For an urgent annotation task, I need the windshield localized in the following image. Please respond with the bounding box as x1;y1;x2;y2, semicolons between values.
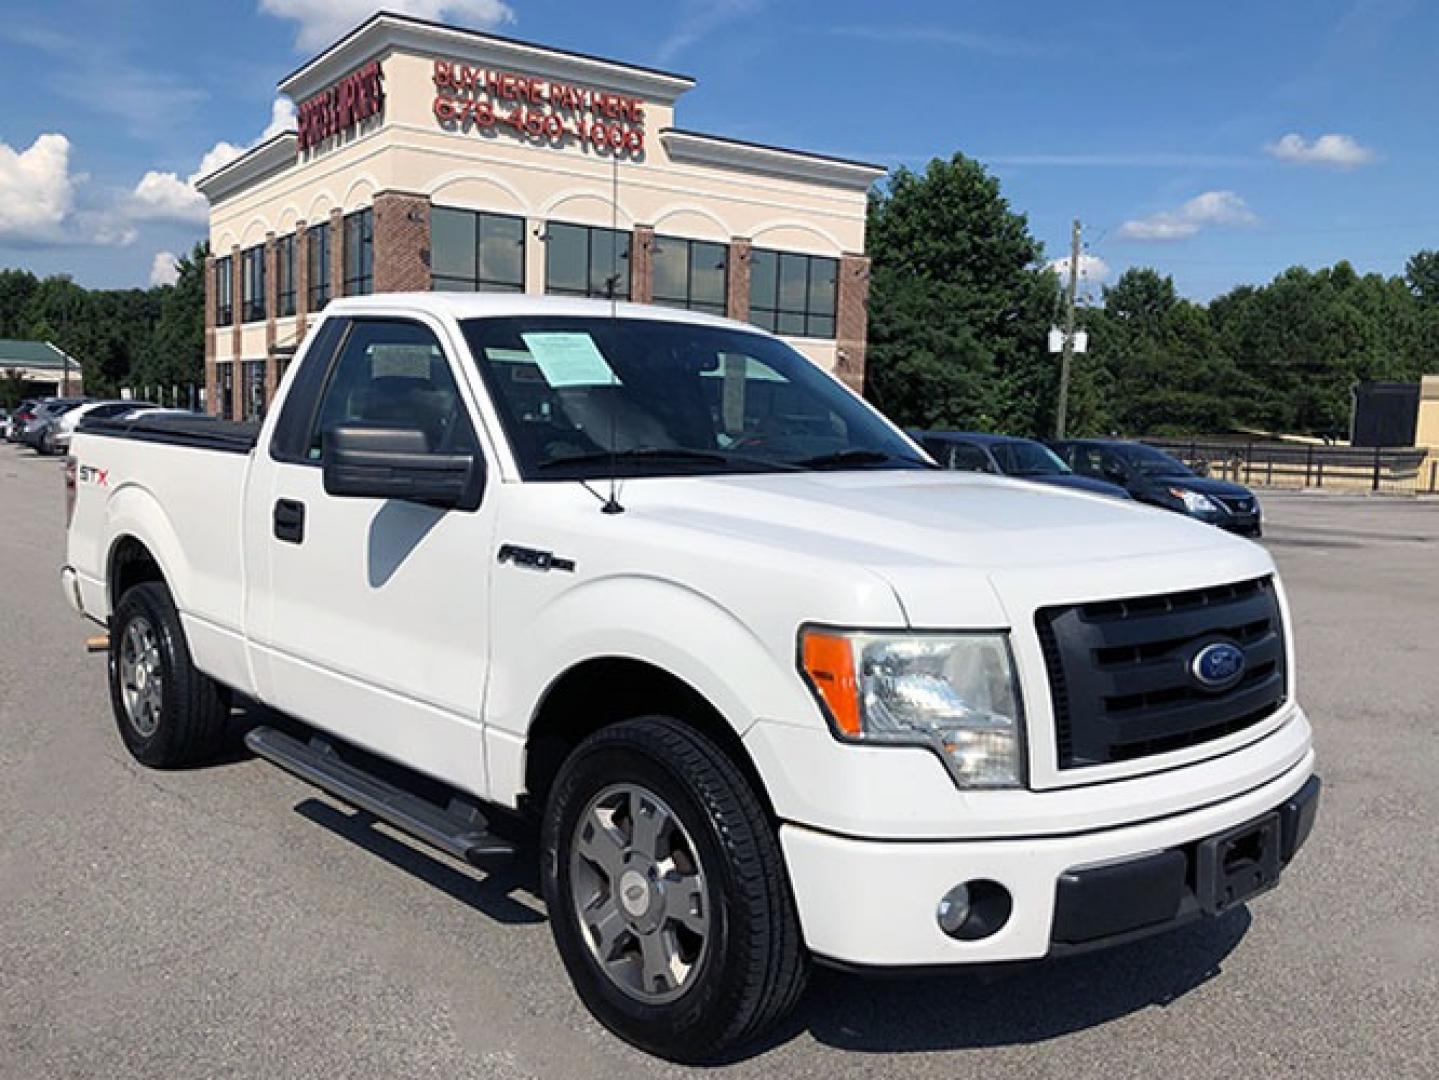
989;440;1070;476
462;316;928;478
1125;444;1195;477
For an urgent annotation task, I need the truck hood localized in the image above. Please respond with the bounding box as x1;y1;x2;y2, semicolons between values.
622;469;1274;625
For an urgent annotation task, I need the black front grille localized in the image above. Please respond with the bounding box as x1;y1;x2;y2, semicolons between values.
1036;576;1287;769
1216;495;1256;515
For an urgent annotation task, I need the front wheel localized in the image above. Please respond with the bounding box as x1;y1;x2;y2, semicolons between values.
541;717;808;1062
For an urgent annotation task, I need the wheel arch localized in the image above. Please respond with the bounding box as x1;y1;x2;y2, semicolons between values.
107;533;169;614
522;656;774;822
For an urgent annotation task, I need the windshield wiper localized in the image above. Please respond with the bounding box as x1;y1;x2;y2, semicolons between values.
537;447;803;472
794;448;935;470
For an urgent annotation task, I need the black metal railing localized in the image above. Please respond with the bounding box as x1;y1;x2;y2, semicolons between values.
1145;438;1437;495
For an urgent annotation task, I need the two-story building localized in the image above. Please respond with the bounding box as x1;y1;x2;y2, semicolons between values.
196;11;883;420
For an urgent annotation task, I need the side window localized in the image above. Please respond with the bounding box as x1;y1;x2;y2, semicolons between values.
949;443;992;472
1071;447;1102;476
1100;450;1129;480
305;320;478;461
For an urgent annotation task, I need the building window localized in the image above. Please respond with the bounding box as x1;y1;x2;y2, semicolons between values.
653;236;727;316
218;360;235;419
545;222;630;300
243;359;267;420
276;234;296;318
344;208;374;296
431;207;526;292
307;224;331;310
215;255;233;327
241;245;266;323
749;250;838;338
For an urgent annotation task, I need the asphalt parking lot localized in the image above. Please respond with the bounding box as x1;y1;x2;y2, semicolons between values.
1;445;1435;1079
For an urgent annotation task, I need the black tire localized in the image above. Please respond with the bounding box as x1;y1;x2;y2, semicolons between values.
541;716;808;1062
108;581;230;768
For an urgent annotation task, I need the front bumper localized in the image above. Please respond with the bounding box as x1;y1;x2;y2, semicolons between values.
781;751;1317;967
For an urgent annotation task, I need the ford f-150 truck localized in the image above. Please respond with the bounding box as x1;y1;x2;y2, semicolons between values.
62;293;1319;1062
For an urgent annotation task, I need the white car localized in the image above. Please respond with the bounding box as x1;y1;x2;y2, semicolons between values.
49;400;160;454
61;293;1319;1062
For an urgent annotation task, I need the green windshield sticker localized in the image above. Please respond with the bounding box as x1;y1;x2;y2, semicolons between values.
520;332;619;388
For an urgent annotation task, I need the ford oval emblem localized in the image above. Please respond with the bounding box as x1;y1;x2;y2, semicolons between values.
1191;641;1246;691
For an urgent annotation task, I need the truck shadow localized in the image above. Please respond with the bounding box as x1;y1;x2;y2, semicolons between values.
761;909;1251;1058
222;697;1252;1059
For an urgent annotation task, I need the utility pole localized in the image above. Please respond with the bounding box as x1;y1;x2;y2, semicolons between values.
1054;217;1081;439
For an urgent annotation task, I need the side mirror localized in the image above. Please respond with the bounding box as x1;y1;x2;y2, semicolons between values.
322;424;484;511
1102;462;1128;484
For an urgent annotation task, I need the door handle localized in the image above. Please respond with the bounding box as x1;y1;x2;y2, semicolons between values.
273;499;305;544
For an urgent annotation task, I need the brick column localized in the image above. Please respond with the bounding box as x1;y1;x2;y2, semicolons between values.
630;225;654;303
295;220;309;335
373;191;431;292
329;208;345;299
727;237;751;322
836;253;871;393
264;232;278;404
203;255;217;416
230;243;242;361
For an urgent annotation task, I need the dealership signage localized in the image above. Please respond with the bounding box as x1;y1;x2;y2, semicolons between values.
432;59;646;155
297;61;385;151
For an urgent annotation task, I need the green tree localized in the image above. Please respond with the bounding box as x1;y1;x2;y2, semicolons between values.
864;154;1055;434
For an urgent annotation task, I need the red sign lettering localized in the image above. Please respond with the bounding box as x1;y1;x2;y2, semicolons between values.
297;61;386;151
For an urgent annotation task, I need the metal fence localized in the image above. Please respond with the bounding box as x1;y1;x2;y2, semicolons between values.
1146;438;1439;496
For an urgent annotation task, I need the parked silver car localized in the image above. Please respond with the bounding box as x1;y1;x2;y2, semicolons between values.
49;400;160;454
20;398;88;455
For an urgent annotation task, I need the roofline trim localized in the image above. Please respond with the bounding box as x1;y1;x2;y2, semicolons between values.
278;11;696;100
658;128;887;189
194;132;298;203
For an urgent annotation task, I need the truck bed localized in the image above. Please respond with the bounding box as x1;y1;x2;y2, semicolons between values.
79;413;261;454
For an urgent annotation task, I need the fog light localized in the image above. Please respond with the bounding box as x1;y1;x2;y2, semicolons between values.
937;884;971;935
936;879;1013;941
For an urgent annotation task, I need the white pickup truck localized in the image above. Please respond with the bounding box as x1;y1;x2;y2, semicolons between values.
62;293;1319;1061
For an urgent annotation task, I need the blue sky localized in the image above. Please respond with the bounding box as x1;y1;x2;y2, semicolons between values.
1;0;1434;301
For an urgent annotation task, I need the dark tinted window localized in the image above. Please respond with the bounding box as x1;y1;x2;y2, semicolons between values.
343;208;374;296
307;319;476;460
748;250;837;338
307;224;331;309
215;255;233;326
989;440;1068;475
242;245;265;322
946;442;993;472
545;222;630;299
432;207;525;292
653;236;727;316
276;234;297;317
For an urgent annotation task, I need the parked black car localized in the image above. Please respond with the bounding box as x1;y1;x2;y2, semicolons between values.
913;430;1131;498
1050;439;1262;536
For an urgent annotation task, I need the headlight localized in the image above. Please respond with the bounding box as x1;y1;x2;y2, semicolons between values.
1169;487;1219;515
800;629;1025;788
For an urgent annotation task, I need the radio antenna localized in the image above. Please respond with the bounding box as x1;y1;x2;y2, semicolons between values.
600;147;624;514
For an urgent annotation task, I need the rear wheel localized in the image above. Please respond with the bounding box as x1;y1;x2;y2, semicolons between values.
541;716;808;1062
108;582;229;767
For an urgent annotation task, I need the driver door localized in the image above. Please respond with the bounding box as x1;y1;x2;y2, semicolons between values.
249;315;498;796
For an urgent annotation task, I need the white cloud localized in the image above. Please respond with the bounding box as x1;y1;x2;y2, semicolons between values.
124;106;285;226
0;133;75;242
259;0;515;51
1265;133;1375;169
261;97;298;140
657;0;761;64
149;250;180;287
1118;190;1258;241
129;170;209;224
0;133;134;248
1047;253;1111;287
